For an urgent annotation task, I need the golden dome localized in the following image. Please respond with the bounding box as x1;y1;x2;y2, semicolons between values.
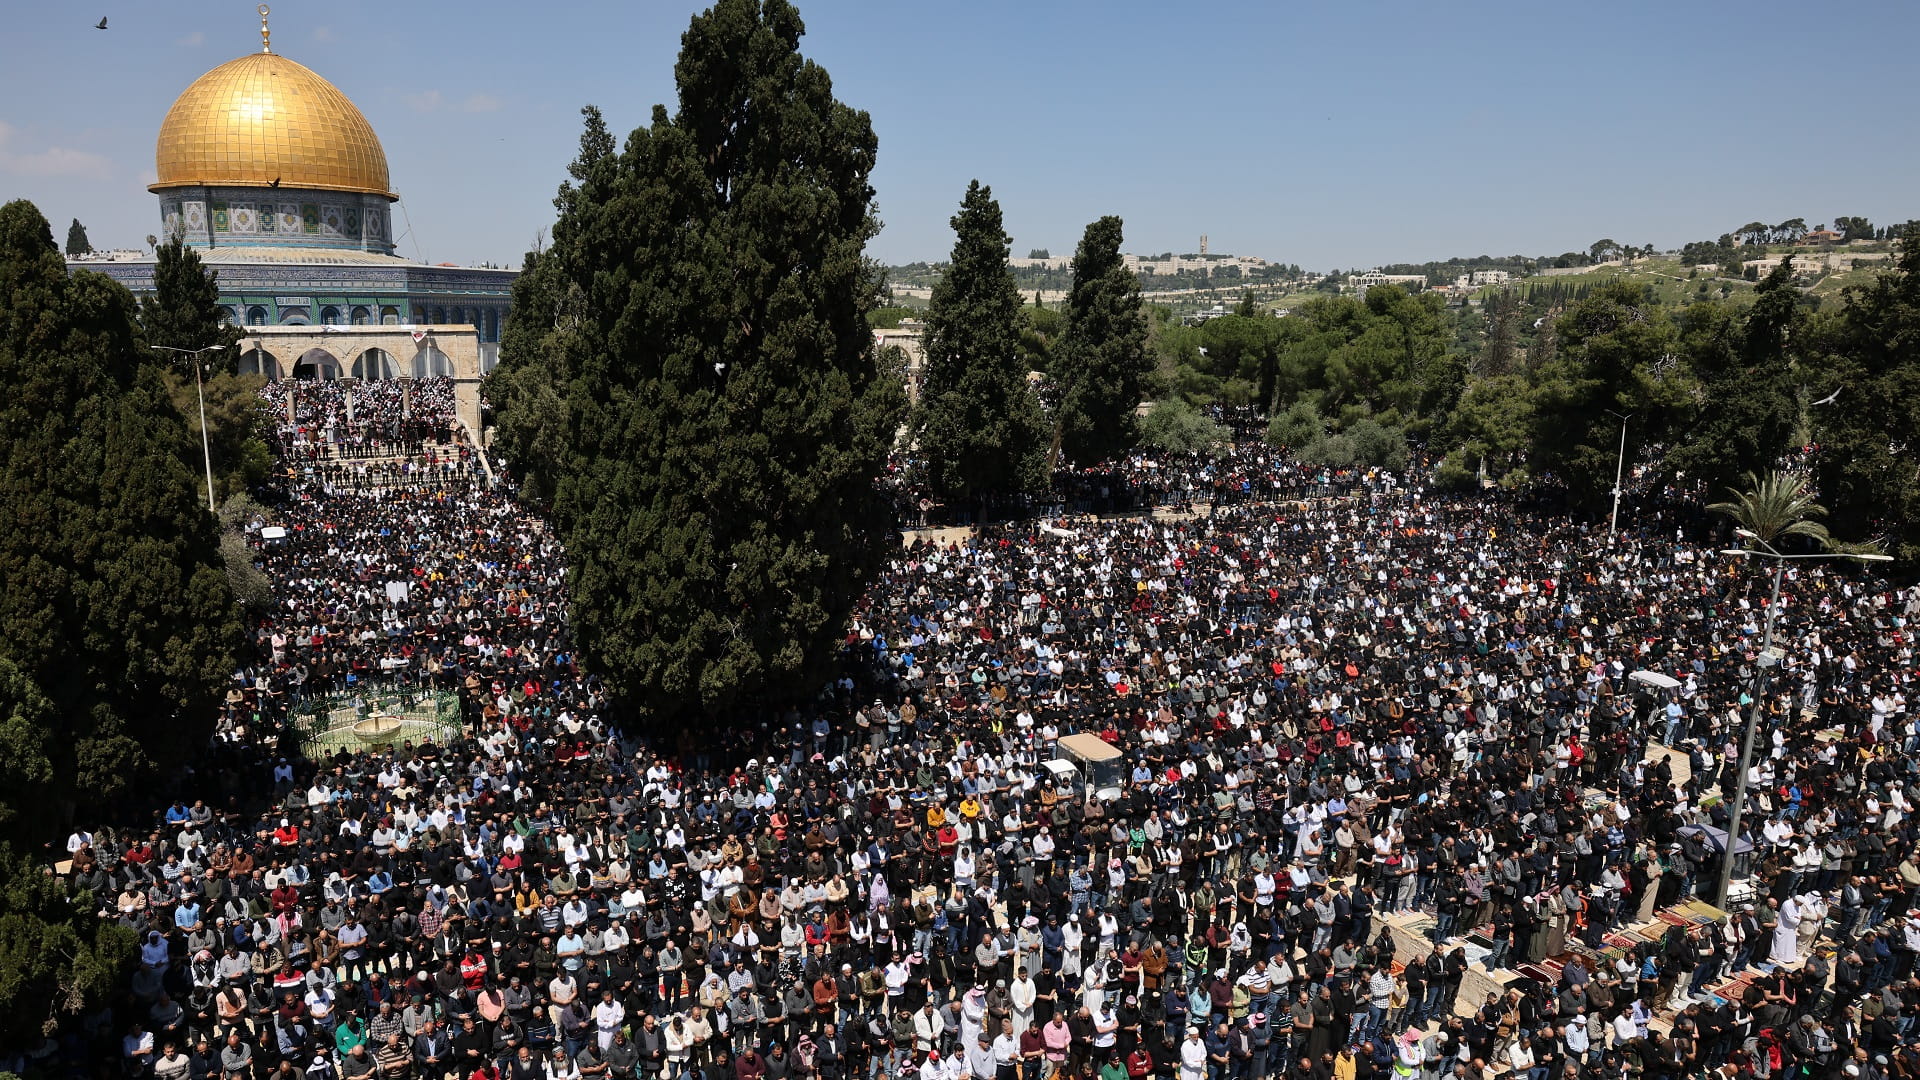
150;50;394;199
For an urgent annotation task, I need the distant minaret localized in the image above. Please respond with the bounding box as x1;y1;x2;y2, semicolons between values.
1199;234;1209;256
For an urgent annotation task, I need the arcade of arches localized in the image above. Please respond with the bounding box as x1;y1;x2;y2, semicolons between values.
234;324;488;444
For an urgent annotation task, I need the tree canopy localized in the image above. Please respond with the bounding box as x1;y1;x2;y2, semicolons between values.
0;198;242;1040
1137;398;1228;455
488;0;904;728
914;181;1048;501
64;218;91;257
1809;228;1920;559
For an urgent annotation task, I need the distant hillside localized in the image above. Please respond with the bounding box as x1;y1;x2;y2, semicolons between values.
1473;245;1898;309
887;256;1308;296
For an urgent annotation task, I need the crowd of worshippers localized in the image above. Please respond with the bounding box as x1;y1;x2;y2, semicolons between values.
34;432;1920;1080
889;440;1394;528
259;378;469;462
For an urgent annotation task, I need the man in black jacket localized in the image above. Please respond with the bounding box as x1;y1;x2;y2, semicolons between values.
816;1022;848;1080
634;1013;666;1078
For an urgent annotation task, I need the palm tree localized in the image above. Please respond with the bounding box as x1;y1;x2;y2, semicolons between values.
1704;469;1888;905
1708;469;1885;556
1706;470;1831;548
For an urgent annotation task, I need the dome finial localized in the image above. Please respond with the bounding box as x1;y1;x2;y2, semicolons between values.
259;5;272;53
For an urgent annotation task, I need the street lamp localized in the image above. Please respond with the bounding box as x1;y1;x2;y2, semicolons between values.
151;344;227;511
1606;410;1632;538
1711;537;1891;906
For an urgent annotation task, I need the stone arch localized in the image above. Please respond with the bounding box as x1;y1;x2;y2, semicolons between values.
247;305;269;326
238;347;282;380
280;308;310;326
380;306;401;325
292;348;343;381
351;348;400;381
411;344;454;379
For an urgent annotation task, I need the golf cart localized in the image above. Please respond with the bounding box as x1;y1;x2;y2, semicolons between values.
1047;732;1126;802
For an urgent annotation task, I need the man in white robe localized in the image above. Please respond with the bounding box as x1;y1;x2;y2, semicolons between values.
1771;894;1804;965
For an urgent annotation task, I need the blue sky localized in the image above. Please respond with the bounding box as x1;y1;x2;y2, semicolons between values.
4;0;1917;270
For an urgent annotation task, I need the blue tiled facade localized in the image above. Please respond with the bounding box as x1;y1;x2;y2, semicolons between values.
77;258;516;345
159;186;397;255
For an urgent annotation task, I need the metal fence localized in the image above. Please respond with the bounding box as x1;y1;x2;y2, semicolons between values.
288;687;463;757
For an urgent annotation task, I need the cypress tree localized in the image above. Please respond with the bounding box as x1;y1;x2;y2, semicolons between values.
1054;215;1151;466
916;181;1048;503
487;245;573;505
141;236;241;367
492;0;904;728
0;199;240;1040
0;200;239;823
140;237;268;502
64;217;91;256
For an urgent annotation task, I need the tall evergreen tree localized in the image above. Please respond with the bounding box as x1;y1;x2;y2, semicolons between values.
1053;215;1150;466
140;237;268;502
0;200;240;824
1480;290;1518;376
141;236;242;366
487;246;574;505
64;217;91;256
0;199;241;1039
915;181;1048;502
491;0;904;728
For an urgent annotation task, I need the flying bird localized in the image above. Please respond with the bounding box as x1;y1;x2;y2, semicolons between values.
1811;387;1842;406
95;16;108;29
269;177;281;189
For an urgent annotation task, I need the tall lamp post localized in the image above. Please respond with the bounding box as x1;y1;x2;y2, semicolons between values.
1712;532;1891;905
1607;410;1633;538
151;344;227;512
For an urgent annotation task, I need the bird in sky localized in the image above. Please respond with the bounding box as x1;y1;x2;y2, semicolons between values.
95;16;108;29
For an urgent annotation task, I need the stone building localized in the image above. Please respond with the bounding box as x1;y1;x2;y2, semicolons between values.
70;6;516;387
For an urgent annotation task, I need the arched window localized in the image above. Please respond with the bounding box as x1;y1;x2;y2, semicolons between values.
247;305;268;326
352;348;399;381
320;306;342;326
292;348;341;381
280;308;310;325
379;306;400;325
411;344;454;379
238;348;280;379
351;306;371;326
